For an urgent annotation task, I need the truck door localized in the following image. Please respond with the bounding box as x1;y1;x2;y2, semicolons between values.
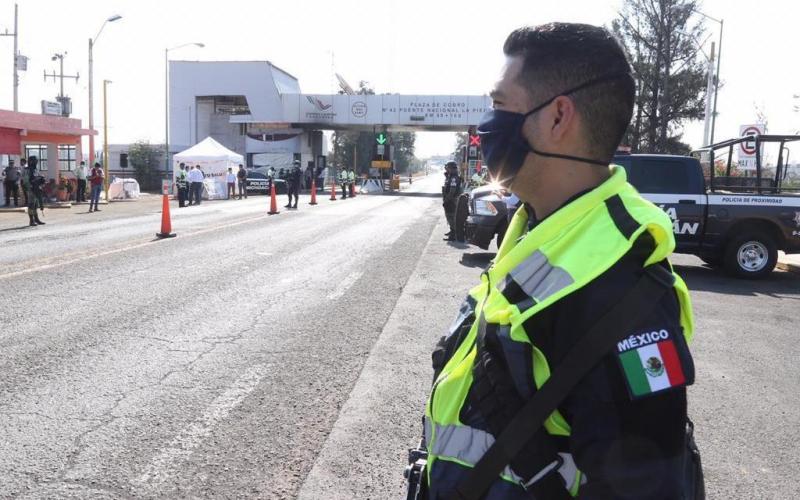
628;157;707;251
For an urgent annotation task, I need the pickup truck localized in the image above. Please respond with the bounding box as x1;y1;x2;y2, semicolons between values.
460;135;800;278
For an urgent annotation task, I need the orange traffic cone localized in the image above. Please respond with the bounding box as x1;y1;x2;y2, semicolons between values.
156;193;176;238
309;178;318;205
330;178;337;201
268;181;280;215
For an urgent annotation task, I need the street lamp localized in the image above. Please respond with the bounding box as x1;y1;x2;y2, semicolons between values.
693;9;723;145
88;14;122;168
675;30;715;147
103;79;112;202
165;43;204;174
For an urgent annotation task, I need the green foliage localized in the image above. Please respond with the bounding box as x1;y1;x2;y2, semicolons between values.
452;132;467;163
330;81;416;174
128;141;165;191
612;0;708;154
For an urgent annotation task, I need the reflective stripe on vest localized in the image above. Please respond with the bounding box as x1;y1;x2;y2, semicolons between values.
425;418;582;492
425;166;694;498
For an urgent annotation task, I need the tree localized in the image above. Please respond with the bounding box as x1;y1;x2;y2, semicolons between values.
612;0;708;154
390;131;415;174
452;132;467;164
329;81;417;175
128;141;164;191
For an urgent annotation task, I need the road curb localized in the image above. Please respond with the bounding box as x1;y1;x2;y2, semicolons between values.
777;261;800;274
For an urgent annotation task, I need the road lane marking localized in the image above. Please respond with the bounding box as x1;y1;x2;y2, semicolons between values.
135;363;268;489
327;271;363;300
0;214;269;281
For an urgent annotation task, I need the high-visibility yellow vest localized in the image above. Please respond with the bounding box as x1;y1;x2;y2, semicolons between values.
424;166;694;497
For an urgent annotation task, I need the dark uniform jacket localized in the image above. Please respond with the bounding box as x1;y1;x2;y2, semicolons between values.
434;212;695;499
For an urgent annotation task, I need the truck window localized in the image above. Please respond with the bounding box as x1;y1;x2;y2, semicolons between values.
631;158;696;194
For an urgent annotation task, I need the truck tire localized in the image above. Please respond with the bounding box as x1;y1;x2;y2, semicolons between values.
723;232;777;279
454;193;469;242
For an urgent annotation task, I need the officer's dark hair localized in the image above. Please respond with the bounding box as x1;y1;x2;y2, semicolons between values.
503;23;635;160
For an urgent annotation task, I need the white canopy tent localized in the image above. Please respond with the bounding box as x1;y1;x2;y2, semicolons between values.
173;137;244;200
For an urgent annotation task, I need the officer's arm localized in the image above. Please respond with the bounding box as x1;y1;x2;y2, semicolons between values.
557;294;693;499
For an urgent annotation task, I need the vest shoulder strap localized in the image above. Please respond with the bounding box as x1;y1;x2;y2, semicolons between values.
449;263;675;500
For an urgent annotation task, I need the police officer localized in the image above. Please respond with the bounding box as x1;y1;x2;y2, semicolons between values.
339;167;349;199
175;163;189;207
422;23;696;499
442;161;462;240
22;156;46;226
3;159;21;207
348;167;356;197
285;160;301;209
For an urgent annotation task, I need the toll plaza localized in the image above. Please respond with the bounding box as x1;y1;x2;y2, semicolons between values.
168;61;491;184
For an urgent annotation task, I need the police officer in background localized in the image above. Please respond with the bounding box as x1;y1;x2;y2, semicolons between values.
339;167;349;199
285;160;301;209
348;167;356;197
3;159;21;207
175;163;189;207
441;161;462;240
421;23;698;499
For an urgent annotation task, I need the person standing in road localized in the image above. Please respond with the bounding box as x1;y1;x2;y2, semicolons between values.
339;167;349;199
348;167;356;197
237;164;248;199
441;161;462;240
226;167;236;200
188;164;204;205
22;157;46;225
88;162;104;212
285;161;301;209
3;159;21;207
176;163;189;208
420;23;698;500
75;160;88;203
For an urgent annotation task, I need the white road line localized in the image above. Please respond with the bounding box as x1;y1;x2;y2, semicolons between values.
135;363;268;488
327;271;363;300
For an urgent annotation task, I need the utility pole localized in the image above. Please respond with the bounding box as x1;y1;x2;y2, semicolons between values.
1;4;20;110
103;80;111;203
44;52;79;116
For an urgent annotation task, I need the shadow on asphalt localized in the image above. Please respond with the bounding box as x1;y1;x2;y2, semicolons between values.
459;252;495;269
673;263;800;298
0;225;34;233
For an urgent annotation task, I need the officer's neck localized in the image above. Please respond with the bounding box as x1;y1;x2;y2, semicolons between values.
513;160;610;220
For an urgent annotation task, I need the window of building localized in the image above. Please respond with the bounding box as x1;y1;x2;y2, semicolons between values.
58;145;76;171
24;144;48;171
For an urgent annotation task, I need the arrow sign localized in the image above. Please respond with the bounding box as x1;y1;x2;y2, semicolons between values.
376;133;388;145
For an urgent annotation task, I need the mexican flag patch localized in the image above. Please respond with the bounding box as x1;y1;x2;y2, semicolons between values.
617;328;686;398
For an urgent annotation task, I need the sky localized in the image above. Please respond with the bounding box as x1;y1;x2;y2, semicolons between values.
1;0;798;159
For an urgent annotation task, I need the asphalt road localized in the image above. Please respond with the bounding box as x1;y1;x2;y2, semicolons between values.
1;176;798;499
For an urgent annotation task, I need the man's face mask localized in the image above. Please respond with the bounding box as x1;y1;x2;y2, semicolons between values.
477;73;629;185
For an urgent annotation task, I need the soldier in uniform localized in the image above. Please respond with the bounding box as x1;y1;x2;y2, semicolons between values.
22;156;46;226
442;161;462;240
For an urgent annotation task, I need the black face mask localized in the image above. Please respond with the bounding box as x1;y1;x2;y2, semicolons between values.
477;73;630;185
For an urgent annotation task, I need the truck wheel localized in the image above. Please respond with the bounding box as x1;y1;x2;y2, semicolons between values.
454;194;469;242
723;232;777;279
